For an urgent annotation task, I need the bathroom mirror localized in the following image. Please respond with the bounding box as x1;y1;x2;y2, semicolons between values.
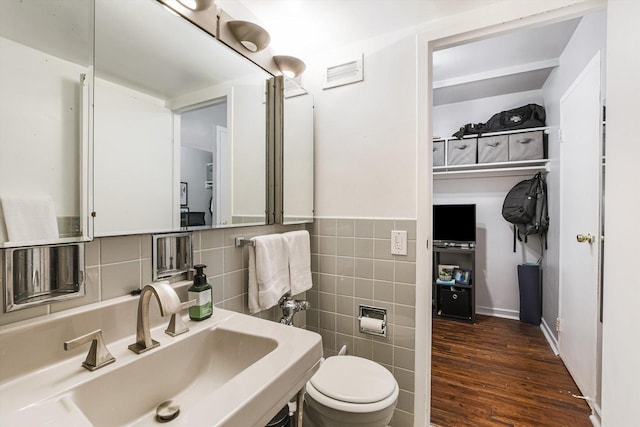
280;77;314;224
0;0;94;247
93;0;272;236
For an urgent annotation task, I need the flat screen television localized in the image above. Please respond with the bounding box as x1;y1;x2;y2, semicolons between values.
433;204;476;244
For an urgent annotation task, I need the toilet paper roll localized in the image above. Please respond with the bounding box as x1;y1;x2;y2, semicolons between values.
360;317;384;334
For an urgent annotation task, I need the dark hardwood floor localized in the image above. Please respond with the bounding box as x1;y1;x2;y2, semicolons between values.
431;315;592;427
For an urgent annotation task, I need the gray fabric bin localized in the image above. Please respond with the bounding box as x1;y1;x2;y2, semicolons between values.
478;135;508;163
433;141;445;166
508;131;544;161
447;138;477;165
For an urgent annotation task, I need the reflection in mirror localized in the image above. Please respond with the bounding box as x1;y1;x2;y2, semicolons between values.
0;0;93;247
93;0;271;237
152;232;193;282
282;78;314;224
178;100;228;228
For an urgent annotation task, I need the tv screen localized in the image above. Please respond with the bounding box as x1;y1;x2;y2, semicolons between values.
433;204;476;243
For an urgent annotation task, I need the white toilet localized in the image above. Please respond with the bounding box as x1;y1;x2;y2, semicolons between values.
303;355;399;427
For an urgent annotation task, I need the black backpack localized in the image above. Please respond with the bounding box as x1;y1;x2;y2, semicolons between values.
501;172;549;253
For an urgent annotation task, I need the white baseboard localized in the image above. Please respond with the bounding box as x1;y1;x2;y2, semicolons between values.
476;306;519;320
540;318;560;355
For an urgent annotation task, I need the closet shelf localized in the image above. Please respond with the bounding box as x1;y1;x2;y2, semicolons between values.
433;126;550;142
434;159;548;179
433;127;550;179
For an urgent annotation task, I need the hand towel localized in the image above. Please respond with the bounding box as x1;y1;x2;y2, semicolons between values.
284;230;313;296
248;234;290;313
1;195;59;243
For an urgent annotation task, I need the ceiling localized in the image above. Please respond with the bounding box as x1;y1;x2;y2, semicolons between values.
432;18;580;105
224;0;581;106
2;0;583;105
218;0;499;56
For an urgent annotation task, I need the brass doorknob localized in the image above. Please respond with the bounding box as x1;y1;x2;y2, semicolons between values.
576;233;595;244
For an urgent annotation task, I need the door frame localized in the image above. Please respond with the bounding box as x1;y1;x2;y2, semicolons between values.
415;2;607;425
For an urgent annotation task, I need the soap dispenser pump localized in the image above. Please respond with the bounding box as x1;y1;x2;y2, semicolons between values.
188;264;212;321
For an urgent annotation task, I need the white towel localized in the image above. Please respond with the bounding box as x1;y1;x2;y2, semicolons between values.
1;195;59;243
248;234;290;314
284;230;313;296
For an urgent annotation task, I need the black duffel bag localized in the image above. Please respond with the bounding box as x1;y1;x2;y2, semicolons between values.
452;104;546;139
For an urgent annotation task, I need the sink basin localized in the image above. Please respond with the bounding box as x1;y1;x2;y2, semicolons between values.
72;327;277;426
0;308;322;427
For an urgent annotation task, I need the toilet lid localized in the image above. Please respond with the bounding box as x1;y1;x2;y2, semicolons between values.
309;356;397;404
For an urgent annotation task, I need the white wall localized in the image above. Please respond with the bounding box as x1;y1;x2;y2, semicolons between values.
303;31;418;219
93;78;174;236
433;90;545;316
0;37;86;243
434;176;543;317
432;90;545;138
601;0;640;423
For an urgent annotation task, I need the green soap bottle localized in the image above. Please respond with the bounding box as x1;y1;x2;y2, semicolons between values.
188;264;212;321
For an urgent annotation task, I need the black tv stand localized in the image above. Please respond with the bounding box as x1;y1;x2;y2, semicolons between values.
433;244;476;323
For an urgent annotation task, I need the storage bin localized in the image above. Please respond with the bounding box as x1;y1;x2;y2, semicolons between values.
433;141;445;166
508;131;544;161
477;135;508;163
439;287;471;319
447;138;477;165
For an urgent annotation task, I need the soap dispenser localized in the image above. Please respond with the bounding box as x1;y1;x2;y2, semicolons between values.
188;264;212;321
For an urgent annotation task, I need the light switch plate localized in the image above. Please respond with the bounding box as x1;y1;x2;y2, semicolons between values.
391;230;407;255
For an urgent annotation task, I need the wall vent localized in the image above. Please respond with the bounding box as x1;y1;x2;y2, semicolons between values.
322;54;364;89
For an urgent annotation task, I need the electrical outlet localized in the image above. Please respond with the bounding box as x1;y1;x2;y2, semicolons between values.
391;230;407;255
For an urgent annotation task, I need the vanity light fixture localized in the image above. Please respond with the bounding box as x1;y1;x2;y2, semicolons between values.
227;20;271;52
176;0;215;11
274;55;307;78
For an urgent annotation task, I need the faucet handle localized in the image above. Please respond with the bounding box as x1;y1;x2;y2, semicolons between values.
165;299;197;337
64;329;116;371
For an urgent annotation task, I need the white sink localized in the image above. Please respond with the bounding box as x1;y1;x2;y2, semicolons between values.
0;308;322;426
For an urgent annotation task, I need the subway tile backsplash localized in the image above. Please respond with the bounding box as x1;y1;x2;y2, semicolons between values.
0;223;305;327
307;217;416;427
0;217;416;426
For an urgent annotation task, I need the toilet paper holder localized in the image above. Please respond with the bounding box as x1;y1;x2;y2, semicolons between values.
358;305;387;337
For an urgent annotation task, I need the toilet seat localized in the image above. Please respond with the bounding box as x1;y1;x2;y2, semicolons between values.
305;356;398;413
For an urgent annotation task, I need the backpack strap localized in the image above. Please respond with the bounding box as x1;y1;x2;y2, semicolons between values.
513;225;517;253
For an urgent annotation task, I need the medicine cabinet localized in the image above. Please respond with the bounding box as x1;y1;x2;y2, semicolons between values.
1;0;315;251
0;0;94;247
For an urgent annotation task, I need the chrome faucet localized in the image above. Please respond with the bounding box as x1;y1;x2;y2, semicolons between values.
128;282;182;354
279;296;310;325
64;329;115;371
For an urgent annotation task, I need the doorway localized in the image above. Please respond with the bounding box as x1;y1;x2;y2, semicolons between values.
177;99;228;227
421;7;606;425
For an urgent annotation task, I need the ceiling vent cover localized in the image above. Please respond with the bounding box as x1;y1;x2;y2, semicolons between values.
323;54;364;89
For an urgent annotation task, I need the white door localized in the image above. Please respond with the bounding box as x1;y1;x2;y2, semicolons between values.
216;125;230;225
558;52;601;405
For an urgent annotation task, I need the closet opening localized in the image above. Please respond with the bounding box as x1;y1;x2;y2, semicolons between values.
427;8;606;426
